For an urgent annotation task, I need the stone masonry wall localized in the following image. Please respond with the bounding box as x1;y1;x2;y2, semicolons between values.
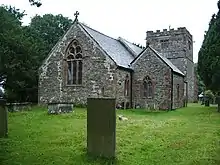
194;67;198;102
131;47;172;110
115;69;131;108
38;22;120;106
146;27;195;102
172;73;184;109
187;59;195;102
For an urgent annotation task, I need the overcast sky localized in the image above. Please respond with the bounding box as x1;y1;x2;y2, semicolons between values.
1;0;219;63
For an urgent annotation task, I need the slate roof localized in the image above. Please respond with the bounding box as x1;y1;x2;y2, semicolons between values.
79;22;184;76
80;23;134;69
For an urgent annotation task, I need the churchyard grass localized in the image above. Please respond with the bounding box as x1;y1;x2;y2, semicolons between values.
0;104;220;165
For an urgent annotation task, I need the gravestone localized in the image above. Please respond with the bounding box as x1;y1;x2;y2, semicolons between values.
216;96;220;112
87;98;116;158
204;96;210;107
48;102;73;114
0;98;8;138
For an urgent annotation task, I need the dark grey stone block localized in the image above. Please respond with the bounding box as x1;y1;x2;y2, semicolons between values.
87;98;116;158
0;99;8;138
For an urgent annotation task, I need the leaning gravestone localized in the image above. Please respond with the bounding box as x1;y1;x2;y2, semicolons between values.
0;98;8;138
87;98;116;158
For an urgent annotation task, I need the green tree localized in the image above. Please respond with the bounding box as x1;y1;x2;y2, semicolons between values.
0;6;45;102
29;14;73;52
198;0;220;110
29;0;42;7
194;63;205;94
0;5;73;102
198;1;220;92
1;5;26;22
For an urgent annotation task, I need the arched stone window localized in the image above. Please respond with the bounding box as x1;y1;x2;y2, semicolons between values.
143;76;153;98
124;74;130;96
65;40;83;85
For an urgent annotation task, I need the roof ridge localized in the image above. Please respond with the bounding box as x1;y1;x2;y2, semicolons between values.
80;23;118;41
119;37;142;48
118;37;137;57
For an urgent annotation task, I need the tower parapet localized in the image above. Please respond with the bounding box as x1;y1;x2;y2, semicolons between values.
146;27;192;40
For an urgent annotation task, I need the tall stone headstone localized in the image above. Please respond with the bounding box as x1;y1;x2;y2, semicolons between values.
87;98;116;158
0;98;8;138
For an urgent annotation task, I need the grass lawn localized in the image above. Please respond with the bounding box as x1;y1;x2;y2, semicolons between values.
0;104;220;165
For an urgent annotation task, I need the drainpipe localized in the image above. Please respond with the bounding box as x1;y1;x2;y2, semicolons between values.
130;71;133;109
171;71;173;110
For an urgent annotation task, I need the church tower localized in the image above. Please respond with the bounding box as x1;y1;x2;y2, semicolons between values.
146;27;196;102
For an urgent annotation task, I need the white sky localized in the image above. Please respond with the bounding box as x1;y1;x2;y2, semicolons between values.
1;0;219;63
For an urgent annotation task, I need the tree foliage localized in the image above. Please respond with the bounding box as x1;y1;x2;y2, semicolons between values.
29;0;42;7
29;14;73;51
0;5;73;102
198;0;220;93
0;6;45;102
1;5;26;21
194;64;205;94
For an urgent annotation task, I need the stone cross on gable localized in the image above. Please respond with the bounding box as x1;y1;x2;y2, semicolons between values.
74;11;79;20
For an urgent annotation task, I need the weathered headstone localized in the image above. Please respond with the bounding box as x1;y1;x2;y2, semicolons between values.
48;102;73;114
204;96;210;107
87;98;116;158
0;98;8;138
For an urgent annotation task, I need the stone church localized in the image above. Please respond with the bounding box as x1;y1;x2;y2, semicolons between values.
38;12;197;110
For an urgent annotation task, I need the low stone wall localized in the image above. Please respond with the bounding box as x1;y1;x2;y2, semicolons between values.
6;102;34;112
